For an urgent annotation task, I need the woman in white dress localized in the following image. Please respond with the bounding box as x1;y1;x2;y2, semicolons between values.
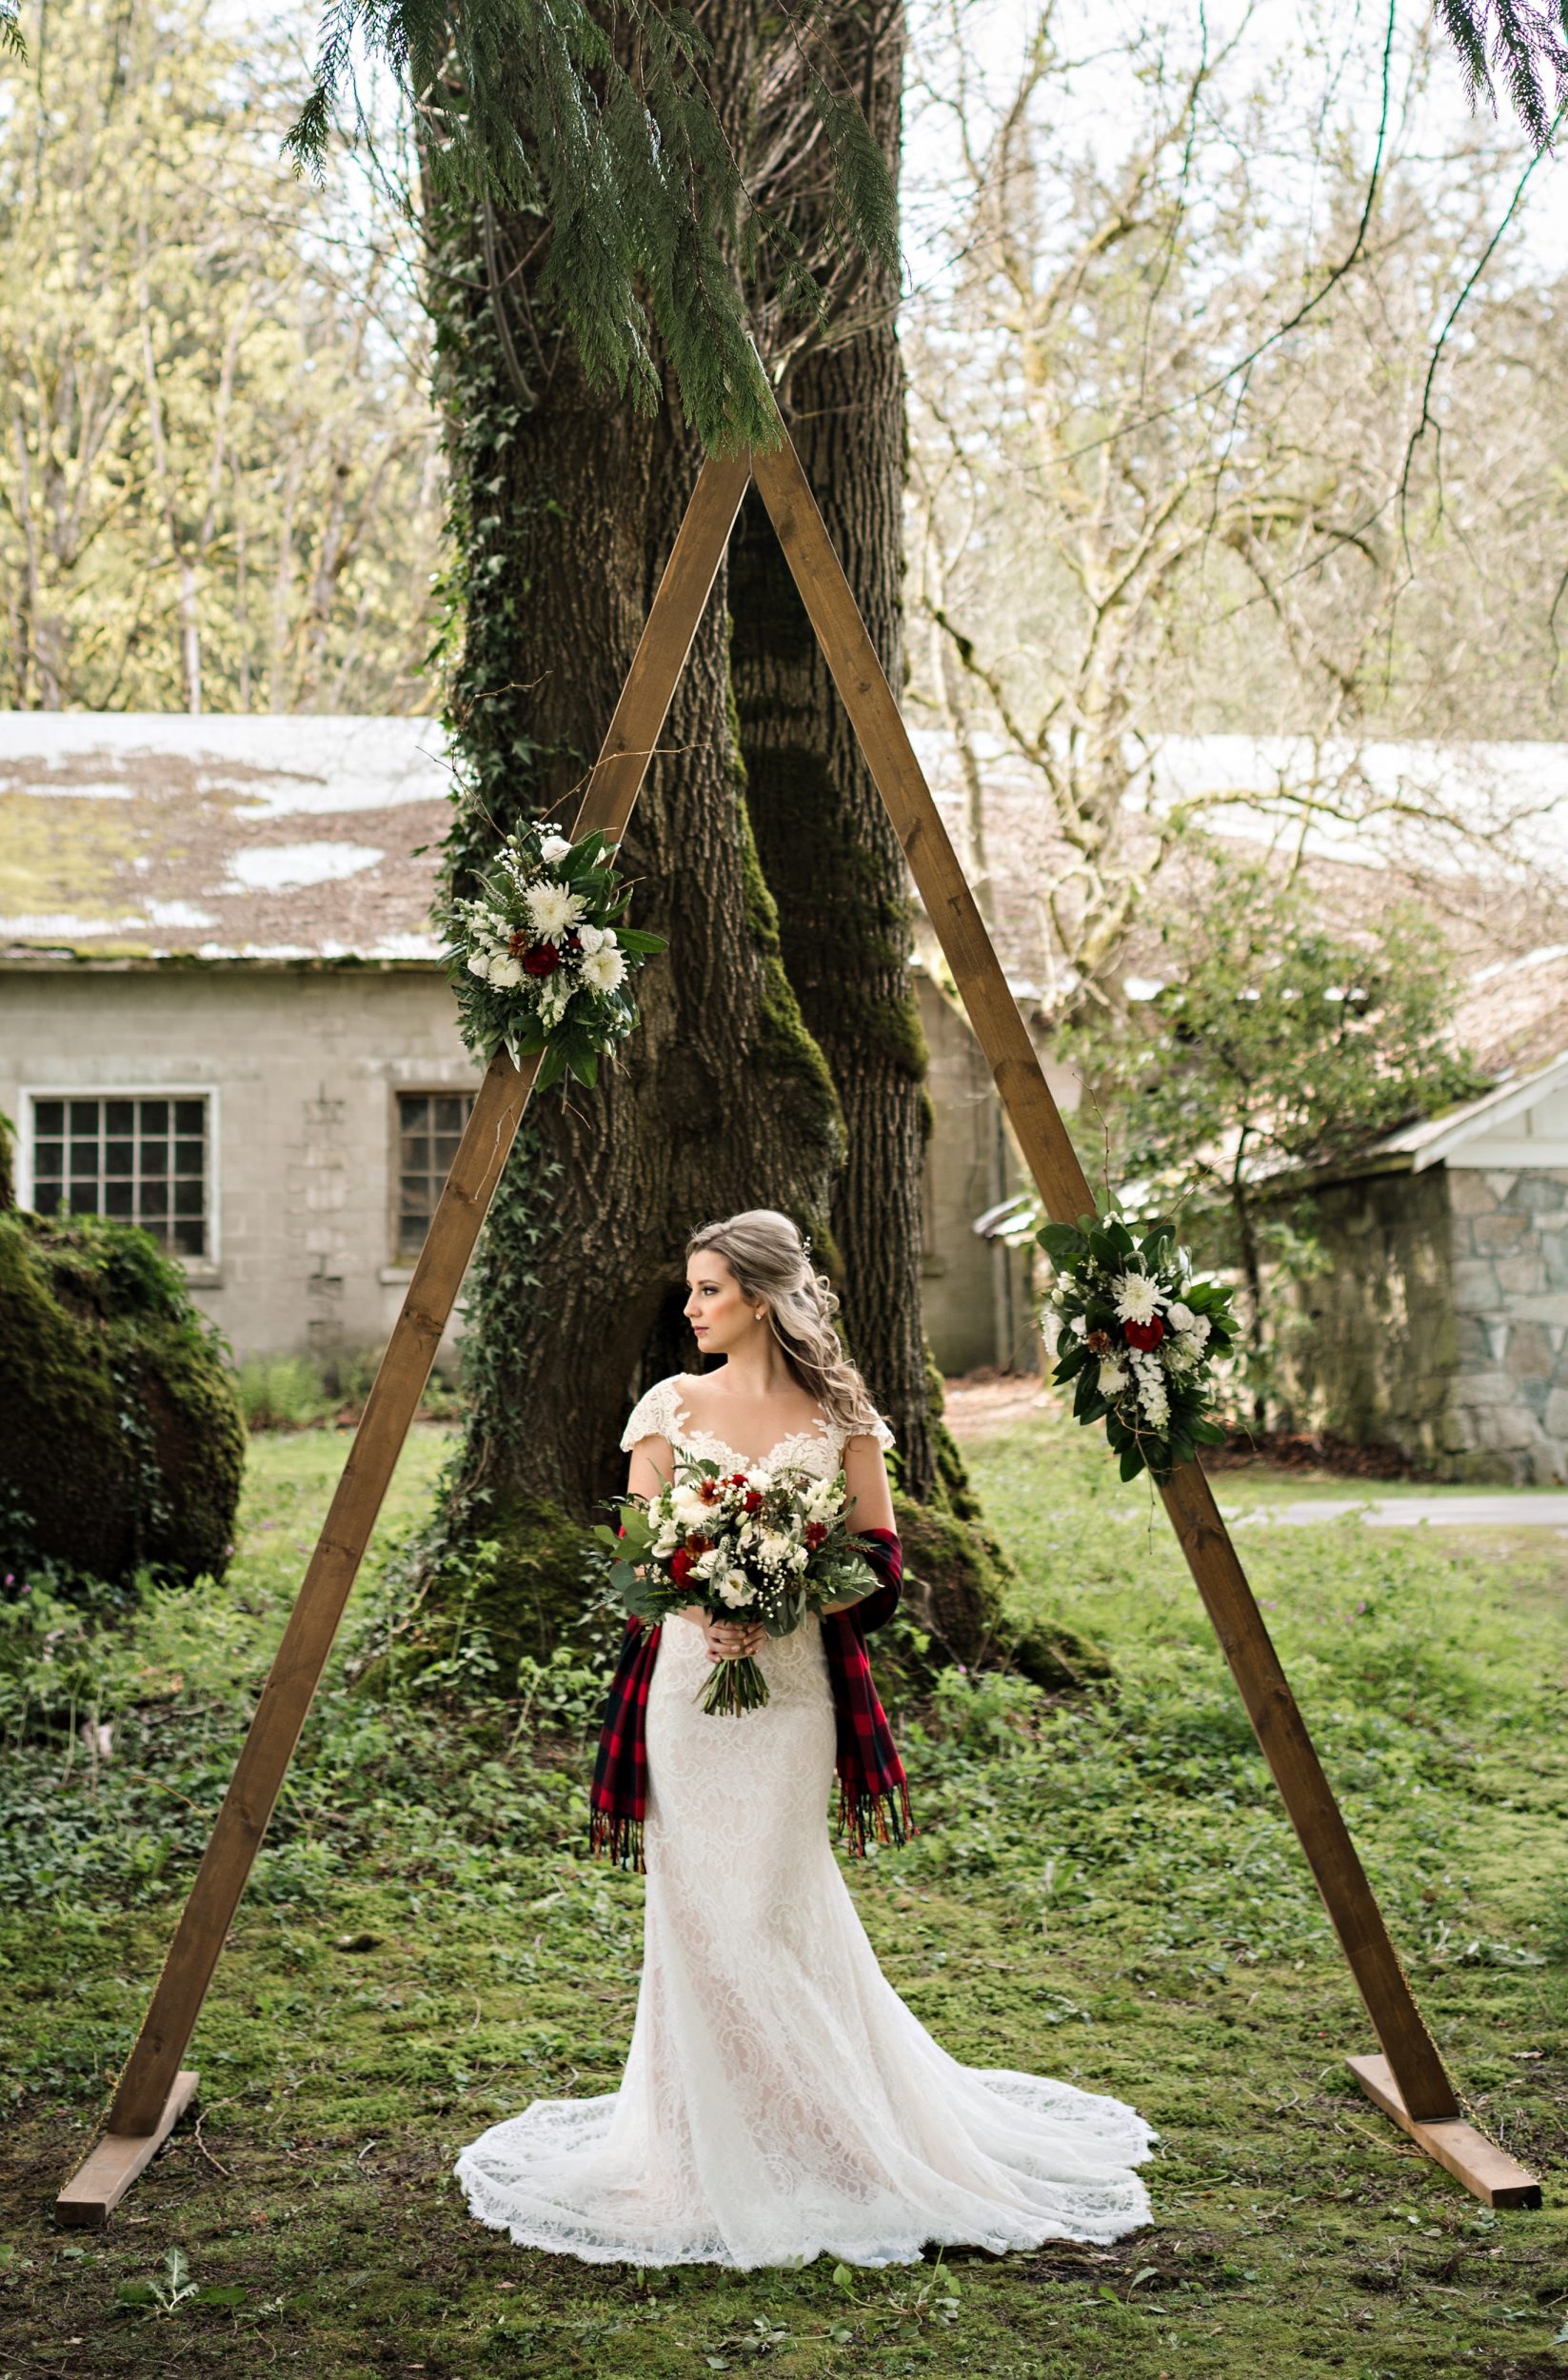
452;1209;1158;2269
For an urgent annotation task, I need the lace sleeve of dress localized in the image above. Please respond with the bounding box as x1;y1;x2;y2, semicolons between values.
846;1410;896;1453
619;1377;682;1453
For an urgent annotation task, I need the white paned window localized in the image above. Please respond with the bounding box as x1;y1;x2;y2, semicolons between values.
395;1091;473;1260
30;1094;211;1259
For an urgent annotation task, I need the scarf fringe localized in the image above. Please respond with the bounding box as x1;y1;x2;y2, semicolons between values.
835;1769;917;1859
587;1806;646;1873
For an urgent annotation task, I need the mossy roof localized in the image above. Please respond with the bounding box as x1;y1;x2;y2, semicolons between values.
0;714;451;965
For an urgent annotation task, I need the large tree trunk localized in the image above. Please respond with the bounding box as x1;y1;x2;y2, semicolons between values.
382;5;1096;1696
402;82;845;1665
730;0;942;1497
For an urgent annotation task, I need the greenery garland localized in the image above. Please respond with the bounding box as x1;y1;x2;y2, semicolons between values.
441;820;666;1090
1037;1210;1239;1484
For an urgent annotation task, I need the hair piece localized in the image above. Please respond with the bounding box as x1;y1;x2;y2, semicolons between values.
685;1209;886;1440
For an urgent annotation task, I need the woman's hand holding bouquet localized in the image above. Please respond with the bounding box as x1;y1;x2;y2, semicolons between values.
593;1453;879;1715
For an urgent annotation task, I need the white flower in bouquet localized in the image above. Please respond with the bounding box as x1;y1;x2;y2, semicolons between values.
1165;1300;1196;1334
1134;1358;1170;1426
1112;1271;1162;1324
670;1484;711;1530
540;832;573;863
583;945;627;995
653;1522;681;1557
1070;1314;1089;1337
486;954;524;988
803;1476;840;1521
525;882;586;941
758;1531;795;1571
466;951;493;979
1098;1356;1131;1394
715;1568;752;1609
577;922;605;956
692;1546;723;1579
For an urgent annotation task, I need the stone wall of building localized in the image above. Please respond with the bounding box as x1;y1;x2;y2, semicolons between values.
1441;1164;1568;1483
2;960;1050;1380
914;969;1042;1376
1267;1162;1458;1466
1;962;480;1367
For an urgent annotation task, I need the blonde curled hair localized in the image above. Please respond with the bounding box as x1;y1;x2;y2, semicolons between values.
685;1209;887;1440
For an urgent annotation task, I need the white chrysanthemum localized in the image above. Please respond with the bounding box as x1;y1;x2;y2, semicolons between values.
1112;1271;1162;1323
670;1484;710;1530
486;954;524;988
1177;1328;1209;1364
583;944;627;995
540;832;573;863
1097;1358;1130;1395
525;881;586;941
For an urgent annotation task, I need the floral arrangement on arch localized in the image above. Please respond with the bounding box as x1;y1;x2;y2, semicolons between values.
1037;1209;1238;1483
442;820;665;1090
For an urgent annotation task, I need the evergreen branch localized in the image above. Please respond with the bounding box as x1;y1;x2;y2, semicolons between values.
279;0;899;453
1432;0;1568;149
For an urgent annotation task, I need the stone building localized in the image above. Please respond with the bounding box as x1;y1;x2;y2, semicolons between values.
1264;1055;1568;1482
0;711;1044;1378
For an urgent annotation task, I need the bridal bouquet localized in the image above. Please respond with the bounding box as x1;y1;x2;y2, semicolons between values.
1038;1209;1238;1484
441;819;665;1090
593;1455;877;1716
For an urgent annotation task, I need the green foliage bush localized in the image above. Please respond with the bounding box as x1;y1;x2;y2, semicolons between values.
0;1211;245;1596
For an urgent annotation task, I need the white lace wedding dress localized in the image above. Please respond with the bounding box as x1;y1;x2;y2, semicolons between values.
451;1374;1158;2269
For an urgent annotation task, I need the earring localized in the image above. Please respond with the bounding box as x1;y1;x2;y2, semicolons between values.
754;1309;764;1320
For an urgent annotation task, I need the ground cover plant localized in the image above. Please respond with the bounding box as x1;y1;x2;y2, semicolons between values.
3;1403;1566;2378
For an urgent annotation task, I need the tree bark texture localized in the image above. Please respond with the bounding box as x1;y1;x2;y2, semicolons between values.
730;0;940;1496
425;102;844;1540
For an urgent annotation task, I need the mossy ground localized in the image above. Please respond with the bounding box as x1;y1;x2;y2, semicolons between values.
3;1405;1567;2378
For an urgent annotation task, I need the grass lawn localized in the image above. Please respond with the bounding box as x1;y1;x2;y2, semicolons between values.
3;1401;1567;2379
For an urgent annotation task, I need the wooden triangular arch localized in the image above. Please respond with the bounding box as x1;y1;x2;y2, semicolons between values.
58;407;1540;2224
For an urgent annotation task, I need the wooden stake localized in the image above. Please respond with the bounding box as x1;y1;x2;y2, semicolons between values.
56;452;752;2213
54;2072;198;2229
747;424;1516;2162
1346;2057;1541;2208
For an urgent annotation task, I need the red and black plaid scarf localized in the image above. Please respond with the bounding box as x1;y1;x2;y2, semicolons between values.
587;1526;915;1873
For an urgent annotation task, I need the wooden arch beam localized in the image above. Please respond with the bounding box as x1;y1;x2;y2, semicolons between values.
58;408;1539;2225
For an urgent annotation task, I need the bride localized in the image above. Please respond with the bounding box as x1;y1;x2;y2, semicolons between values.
452;1208;1158;2269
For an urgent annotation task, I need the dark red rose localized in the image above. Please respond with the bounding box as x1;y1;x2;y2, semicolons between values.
1123;1315;1166;1352
669;1545;695;1584
743;1489;764;1515
804;1521;827;1550
727;1472;749;1487
522;941;561;977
